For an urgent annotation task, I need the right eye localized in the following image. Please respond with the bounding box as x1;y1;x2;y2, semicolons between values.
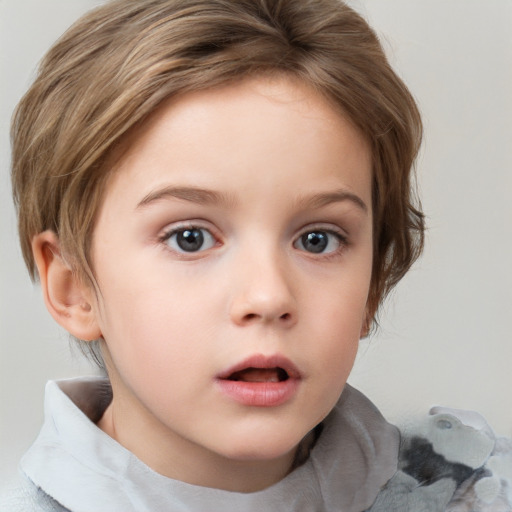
163;227;216;253
294;229;345;255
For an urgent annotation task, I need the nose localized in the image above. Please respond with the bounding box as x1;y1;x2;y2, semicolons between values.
229;250;297;328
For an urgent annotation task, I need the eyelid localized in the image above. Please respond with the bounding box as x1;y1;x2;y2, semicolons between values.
159;219;218;237
158;220;222;254
293;224;350;256
295;223;349;241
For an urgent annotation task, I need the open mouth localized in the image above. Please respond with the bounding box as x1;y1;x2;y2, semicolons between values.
216;355;300;406
227;367;289;383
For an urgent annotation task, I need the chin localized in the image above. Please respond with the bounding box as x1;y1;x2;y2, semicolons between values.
216;427;306;463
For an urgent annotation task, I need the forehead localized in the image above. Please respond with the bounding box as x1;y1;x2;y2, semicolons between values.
102;75;372;212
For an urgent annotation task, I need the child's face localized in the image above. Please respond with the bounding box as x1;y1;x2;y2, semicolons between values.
88;76;373;489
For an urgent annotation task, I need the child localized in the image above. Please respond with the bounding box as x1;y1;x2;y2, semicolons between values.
3;0;510;511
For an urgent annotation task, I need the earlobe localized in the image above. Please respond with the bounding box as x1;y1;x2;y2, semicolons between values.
360;305;374;339
32;231;102;341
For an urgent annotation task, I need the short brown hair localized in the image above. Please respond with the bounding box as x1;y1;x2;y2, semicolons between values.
12;0;424;333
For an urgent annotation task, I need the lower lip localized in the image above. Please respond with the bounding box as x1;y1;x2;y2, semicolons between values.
216;378;300;407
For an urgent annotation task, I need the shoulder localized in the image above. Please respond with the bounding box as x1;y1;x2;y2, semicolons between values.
0;476;70;512
368;406;512;512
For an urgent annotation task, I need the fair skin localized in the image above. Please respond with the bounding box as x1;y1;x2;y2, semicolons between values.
33;76;373;492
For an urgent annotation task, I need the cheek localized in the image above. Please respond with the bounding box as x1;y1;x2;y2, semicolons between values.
299;318;359;428
315;308;360;374
94;265;221;372
312;271;370;333
304;272;369;380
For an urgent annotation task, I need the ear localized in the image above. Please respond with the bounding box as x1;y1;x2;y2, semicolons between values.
360;303;374;339
32;231;102;341
360;321;370;339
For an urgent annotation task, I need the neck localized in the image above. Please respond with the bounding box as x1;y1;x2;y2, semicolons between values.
99;402;297;492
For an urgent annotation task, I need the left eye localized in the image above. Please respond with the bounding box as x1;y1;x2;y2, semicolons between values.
294;230;343;254
165;227;216;253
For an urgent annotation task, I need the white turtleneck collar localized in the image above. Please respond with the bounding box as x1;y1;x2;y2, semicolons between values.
21;377;399;512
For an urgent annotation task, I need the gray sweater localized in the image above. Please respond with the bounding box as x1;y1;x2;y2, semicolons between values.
2;378;510;511
0;378;398;512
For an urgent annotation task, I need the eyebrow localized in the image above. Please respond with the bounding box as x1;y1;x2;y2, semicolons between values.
136;186;234;209
298;189;369;214
136;185;368;214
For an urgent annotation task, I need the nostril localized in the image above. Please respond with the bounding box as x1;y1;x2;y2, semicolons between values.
241;312;292;322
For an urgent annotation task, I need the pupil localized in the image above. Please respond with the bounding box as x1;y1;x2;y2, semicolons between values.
302;232;327;253
177;229;204;252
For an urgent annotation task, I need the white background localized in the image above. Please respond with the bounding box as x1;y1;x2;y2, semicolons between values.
1;0;511;487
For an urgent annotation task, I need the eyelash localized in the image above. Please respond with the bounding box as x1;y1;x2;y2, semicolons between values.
294;226;349;259
158;223;349;258
159;223;220;255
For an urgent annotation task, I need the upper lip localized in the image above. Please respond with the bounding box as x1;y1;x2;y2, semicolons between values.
216;353;302;380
